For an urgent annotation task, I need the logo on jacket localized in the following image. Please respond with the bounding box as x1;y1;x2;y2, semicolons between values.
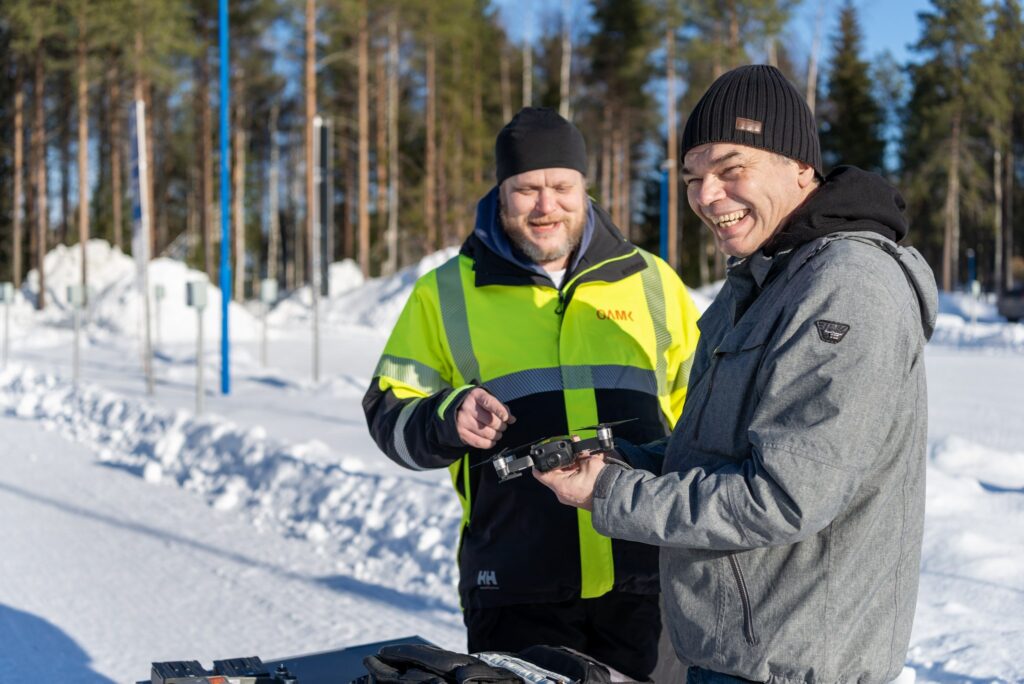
596;308;635;322
477;570;499;588
815;320;851;344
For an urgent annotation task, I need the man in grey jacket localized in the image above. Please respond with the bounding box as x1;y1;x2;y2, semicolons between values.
535;64;938;684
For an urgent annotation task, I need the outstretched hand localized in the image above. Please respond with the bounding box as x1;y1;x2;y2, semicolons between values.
456;387;515;449
533;453;606;511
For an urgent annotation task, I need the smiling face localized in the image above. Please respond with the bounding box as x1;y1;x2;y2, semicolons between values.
682;143;818;259
499;167;588;271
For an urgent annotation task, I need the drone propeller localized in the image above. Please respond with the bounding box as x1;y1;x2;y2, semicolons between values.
572;417;638;432
470;438;534;469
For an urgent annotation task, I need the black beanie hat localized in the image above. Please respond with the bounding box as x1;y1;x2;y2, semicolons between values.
495;107;588;185
681;64;823;177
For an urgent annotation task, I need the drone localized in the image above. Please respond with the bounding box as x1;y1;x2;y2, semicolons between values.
489;419;635;482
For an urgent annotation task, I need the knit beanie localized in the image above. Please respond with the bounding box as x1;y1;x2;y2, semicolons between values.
495;107;588;185
681;64;823;177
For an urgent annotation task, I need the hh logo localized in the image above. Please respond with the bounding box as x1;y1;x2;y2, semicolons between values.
477;570;498;588
596;308;635;322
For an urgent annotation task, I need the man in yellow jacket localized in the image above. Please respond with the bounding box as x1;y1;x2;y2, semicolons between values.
363;107;700;681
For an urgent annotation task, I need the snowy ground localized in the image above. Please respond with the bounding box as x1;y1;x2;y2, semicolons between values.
1;240;1022;682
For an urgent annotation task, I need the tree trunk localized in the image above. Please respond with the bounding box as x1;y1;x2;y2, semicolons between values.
33;55;48;310
187;166;197;265
943;111;962;291
499;47;511;123
357;0;370;276
728;0;740;67
612;121;624;232
994;144;1003;294
288;137;302;288
60;93;71;247
305;0;316;288
133;30;154;268
143;81;156;258
342;124;355;260
471;46;483;190
375;35;388;234
13;72;25;287
666;25;678;270
453;53;466;242
232;94;246;301
559;0;572;119
522;41;532;107
805;0;826;115
197;51;214;281
437;99;450;244
1005;146;1015;291
77;27;90;298
109;65;123;251
424;36;437;253
622;114;632;238
268;103;280;284
600;109;612;208
385;10;399;275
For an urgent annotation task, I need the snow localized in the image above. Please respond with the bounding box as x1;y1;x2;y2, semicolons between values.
1;240;1023;682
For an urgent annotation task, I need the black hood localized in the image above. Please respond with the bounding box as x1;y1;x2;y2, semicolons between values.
763;165;908;257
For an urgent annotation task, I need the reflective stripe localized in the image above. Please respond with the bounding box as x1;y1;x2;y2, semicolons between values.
449;454;473;612
374;354;447;394
675;352;695;394
436;258;481;385
393;398;429;470
577;508;614;598
563;389;614;598
485;365;658;404
437;384;475;420
639;252;671;399
449;455;472;531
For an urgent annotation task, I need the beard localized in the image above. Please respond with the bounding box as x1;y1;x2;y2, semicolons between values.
499;204;586;266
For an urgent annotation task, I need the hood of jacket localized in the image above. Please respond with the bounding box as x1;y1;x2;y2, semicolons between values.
764;165;908;257
730;167;936;340
462;185;643;291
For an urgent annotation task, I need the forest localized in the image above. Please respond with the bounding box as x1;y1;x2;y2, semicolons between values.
1;0;1022;308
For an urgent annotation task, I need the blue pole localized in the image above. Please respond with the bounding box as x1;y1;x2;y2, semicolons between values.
219;0;232;395
659;168;669;261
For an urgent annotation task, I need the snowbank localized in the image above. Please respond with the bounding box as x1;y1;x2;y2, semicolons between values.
0;363;463;609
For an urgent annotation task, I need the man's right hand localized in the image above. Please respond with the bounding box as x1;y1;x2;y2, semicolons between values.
456;387;515;449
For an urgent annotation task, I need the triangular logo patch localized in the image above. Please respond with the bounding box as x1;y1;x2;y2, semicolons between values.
815;320;850;344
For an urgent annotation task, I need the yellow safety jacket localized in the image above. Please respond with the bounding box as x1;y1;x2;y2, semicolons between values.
364;193;701;610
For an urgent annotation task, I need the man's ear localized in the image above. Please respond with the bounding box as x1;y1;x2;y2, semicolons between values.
796;162;818;189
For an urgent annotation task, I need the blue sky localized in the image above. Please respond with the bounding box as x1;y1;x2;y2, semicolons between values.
495;0;936;68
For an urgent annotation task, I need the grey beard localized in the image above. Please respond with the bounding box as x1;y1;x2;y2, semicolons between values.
499;208;581;265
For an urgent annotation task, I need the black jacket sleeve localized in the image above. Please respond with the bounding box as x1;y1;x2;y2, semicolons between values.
362;380;473;470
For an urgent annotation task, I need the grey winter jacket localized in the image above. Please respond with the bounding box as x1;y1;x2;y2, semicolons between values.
592;229;938;683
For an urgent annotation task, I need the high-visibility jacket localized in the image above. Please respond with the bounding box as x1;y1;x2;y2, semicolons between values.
363;195;701;610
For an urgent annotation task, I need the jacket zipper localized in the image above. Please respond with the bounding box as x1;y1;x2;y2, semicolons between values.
728;554;759;646
554;249;640;316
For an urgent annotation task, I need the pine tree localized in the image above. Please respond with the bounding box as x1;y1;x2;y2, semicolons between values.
991;0;1024;290
902;0;989;291
819;0;886;173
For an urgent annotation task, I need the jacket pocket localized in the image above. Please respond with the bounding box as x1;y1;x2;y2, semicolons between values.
727;554;759;646
692;322;772;445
